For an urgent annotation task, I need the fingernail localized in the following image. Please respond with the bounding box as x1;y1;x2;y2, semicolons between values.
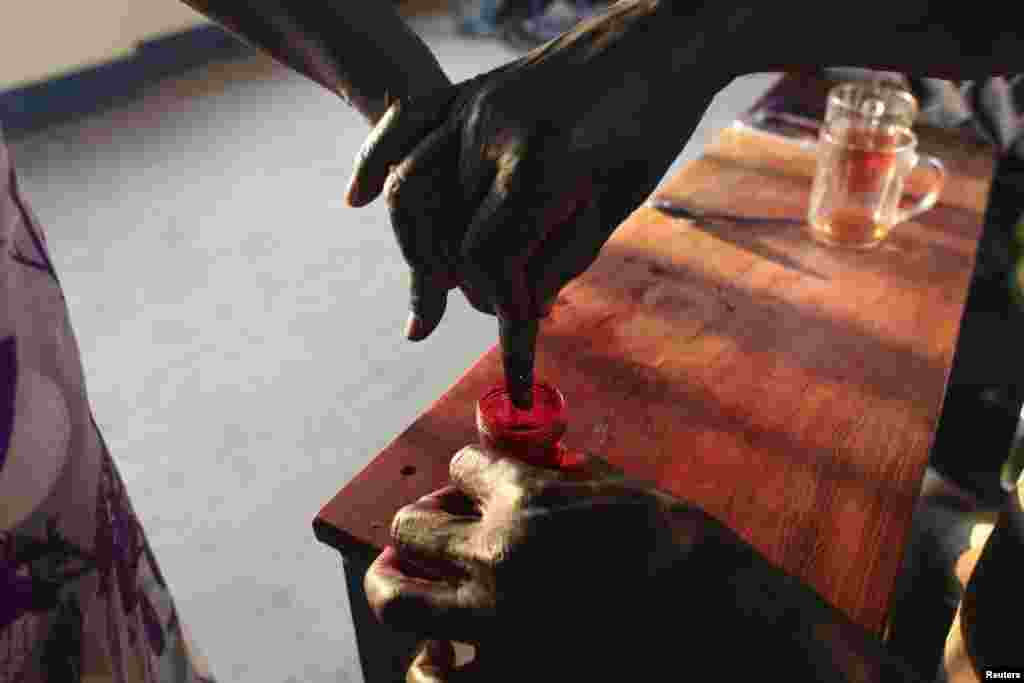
345;179;363;208
405;312;427;341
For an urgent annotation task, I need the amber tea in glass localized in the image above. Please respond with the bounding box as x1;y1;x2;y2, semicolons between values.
807;81;945;249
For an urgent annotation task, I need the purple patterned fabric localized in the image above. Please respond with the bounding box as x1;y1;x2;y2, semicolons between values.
1;126;215;682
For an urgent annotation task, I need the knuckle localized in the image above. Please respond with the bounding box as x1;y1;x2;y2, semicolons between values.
383;164;413;206
476;530;515;569
492;154;524;197
383;177;405;212
483;542;512;570
501;477;536;510
450;445;484;480
390;504;418;542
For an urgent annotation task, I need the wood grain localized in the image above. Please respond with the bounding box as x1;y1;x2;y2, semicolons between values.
315;81;996;635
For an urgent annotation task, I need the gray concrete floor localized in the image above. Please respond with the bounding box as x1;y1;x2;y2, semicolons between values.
7;13;778;683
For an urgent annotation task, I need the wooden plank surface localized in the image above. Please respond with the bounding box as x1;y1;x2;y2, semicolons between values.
315;87;996;634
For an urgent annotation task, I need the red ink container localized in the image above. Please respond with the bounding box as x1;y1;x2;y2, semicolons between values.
476;382;584;471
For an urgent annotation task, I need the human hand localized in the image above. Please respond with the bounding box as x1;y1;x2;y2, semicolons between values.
363;445;707;680
345;2;731;345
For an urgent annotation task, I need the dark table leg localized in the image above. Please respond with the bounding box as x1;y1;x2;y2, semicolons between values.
341;546;422;683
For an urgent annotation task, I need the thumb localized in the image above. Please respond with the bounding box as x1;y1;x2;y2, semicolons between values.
407;640;457;683
347;87;457;208
405;270;450;341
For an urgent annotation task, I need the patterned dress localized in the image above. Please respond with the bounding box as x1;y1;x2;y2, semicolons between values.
1;126;214;682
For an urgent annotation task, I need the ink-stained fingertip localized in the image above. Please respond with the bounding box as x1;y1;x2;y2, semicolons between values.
498;316;538;410
507;374;534;410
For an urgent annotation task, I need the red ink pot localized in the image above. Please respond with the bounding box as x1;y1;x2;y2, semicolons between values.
475;382;585;471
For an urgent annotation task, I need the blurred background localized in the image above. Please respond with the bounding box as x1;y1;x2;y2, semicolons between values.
1;2;779;681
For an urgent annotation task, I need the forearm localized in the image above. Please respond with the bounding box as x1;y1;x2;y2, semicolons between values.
179;0;451;124
710;1;1018;81
691;517;927;682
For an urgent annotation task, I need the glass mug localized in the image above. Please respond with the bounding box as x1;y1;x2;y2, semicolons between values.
807;81;946;249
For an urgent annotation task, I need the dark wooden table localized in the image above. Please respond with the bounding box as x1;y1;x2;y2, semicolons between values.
314;74;997;682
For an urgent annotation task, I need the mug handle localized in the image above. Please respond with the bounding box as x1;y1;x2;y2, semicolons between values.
894;152;946;224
